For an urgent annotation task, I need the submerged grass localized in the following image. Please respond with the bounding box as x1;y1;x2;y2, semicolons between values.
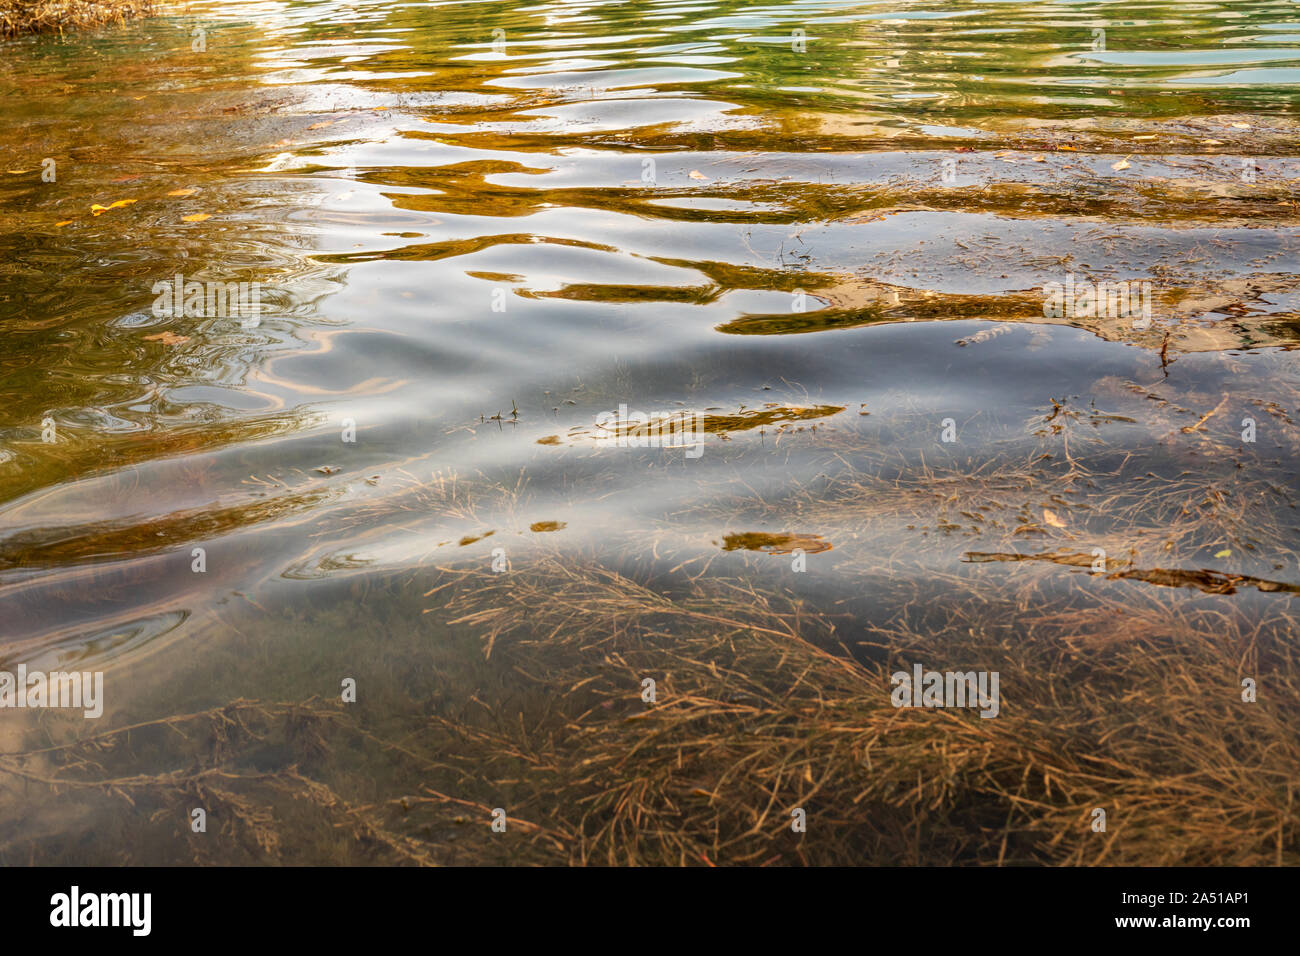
1;0;153;37
1;348;1296;866
420;556;1299;866
6;367;1296;865
2;543;1295;865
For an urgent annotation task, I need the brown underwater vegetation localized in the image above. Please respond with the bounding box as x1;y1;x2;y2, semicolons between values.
1;0;153;37
2;412;1297;865
1;557;1295;866
1;302;1297;866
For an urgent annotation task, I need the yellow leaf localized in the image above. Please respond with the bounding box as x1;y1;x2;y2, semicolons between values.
91;199;137;215
1111;158;1131;171
307;120;334;130
1031;155;1046;162
55;220;73;227
1202;139;1224;146
688;169;708;180
1215;549;1232;558
1043;509;1066;529
167;188;197;197
143;331;190;345
1231;122;1250;129
1057;144;1078;151
182;213;211;222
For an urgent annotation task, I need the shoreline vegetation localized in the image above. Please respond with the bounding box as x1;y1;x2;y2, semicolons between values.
1;0;153;37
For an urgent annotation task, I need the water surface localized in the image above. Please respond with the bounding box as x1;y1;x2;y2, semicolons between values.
1;0;1298;865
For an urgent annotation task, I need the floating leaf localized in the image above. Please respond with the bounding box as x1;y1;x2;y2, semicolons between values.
1043;509;1067;528
1215;549;1232;559
1031;155;1046;162
143;331;189;345
314;465;340;475
1202;138;1224;146
182;213;211;222
91;198;138;216
1111;158;1131;171
1231;122;1251;129
307;120;335;130
55;220;73;227
167;188;197;197
688;169;709;180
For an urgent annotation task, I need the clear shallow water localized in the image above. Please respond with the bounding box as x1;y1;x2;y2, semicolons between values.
1;0;1298;863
